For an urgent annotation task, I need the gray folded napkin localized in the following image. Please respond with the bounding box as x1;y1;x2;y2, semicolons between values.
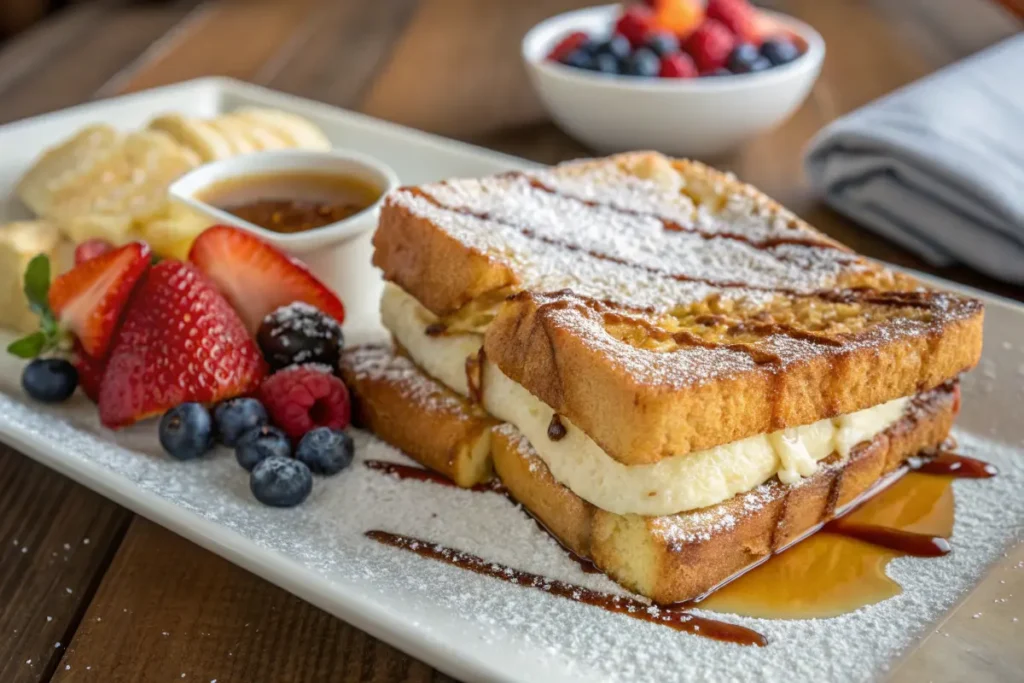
805;35;1024;284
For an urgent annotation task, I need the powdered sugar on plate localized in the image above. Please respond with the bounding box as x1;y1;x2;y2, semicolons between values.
0;365;1021;683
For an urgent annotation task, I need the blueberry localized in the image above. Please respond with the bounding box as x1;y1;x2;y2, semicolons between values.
594;53;621;75
646;32;680;58
749;57;773;73
624;48;660;77
235;425;291;472
706;68;733;77
597;34;632;61
250;456;312;507
159;403;214;460
761;38;801;66
561;48;594;70
214;397;268;446
256;303;344;373
295;427;354;476
21;358;78;403
726;43;761;74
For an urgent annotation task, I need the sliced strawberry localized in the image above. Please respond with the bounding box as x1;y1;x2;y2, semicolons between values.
188;225;345;333
48;242;151;358
73;340;106;404
98;260;267;428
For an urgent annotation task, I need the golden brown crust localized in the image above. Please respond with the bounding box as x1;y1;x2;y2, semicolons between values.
486;291;981;464
491;384;958;604
339;345;497;488
372;152;982;463
372;196;517;316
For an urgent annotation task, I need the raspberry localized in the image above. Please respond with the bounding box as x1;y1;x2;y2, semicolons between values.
546;31;589;62
615;5;656;47
706;0;761;44
260;365;351;440
659;53;698;78
684;19;736;73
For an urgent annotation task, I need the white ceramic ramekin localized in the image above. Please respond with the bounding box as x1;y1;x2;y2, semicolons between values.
169;149;400;326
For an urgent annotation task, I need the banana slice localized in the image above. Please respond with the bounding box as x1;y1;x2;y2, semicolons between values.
140;203;212;260
233;108;331;150
16;124;123;219
148;113;233;162
0;221;74;333
213;113;290;152
206;116;259;155
45;130;199;227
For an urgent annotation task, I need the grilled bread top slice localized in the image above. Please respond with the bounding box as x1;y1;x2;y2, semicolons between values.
372;152;983;465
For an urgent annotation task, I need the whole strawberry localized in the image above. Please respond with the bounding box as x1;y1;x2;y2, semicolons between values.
706;0;761;45
684;19;736;73
98;261;267;428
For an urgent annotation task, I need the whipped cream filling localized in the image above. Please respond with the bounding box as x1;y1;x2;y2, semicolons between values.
381;283;911;516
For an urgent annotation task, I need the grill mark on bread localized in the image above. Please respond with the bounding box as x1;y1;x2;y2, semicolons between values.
405;187;760;290
517;172;850;254
402;187;964;335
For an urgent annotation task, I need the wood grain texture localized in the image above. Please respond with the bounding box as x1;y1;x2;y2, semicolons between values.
0;0;201;126
102;0;325;95
0;0;1020;681
0;0;123;103
0;446;130;683
49;519;456;683
263;0;419;108
360;0;597;138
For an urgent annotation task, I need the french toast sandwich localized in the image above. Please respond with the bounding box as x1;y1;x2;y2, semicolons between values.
349;152;983;604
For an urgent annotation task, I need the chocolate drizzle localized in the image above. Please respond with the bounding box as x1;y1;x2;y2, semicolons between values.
914;451;998;478
363;460;506;494
365;530;767;646
823;520;951;557
424;322;447;337
547;414;567;441
519;174;847;254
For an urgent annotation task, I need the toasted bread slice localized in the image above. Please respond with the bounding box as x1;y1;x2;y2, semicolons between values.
373;153;983;463
492;383;958;604
340;345;496;487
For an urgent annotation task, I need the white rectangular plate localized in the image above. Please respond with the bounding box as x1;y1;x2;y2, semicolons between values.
1;78;1022;683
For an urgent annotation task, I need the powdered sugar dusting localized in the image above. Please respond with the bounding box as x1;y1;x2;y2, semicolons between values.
342;344;468;415
0;365;1021;682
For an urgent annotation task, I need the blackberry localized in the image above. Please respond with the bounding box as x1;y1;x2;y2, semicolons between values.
257;303;343;372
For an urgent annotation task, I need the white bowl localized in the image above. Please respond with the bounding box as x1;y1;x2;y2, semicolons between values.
169;149;399;326
522;4;825;158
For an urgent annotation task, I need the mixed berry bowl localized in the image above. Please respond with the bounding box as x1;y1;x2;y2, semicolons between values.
522;2;825;157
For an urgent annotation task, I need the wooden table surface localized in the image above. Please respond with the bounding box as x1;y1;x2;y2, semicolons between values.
0;1;1021;681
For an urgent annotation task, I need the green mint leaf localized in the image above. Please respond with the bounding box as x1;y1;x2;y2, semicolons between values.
23;254;51;316
7;332;46;359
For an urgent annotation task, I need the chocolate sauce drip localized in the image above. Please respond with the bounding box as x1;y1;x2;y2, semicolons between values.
365;530;767;646
364;460;505;494
823;521;951;557
914;451;998;478
547;414;567;441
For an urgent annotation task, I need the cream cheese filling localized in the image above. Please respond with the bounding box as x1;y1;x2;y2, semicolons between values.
381;283;911;516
